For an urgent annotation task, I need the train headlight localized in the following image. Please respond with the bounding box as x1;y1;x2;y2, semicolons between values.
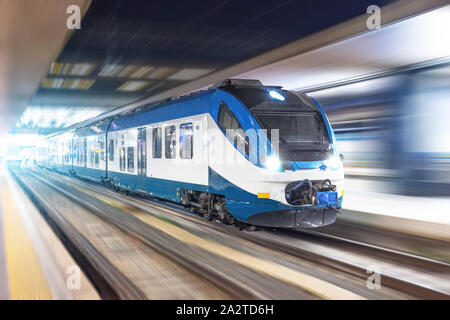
269;90;285;101
324;155;343;170
264;156;282;171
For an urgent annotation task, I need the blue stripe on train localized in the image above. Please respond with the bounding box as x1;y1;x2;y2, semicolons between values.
208;168;341;221
71;164;341;223
73;166;107;181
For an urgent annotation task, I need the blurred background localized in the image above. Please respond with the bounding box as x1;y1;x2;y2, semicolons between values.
0;0;449;301
2;0;449;198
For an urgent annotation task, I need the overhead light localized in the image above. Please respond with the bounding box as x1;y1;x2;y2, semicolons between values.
47;78;64;89
98;64;124;77
49;62;95;76
130;66;154;78
168;68;213;80
62;78;95;90
70;63;95;76
41;78;95;90
61;63;73;75
62;79;75;89
118;65;140;78
75;79;95;90
49;62;64;75
146;67;177;79
41;78;53;88
117;80;151;91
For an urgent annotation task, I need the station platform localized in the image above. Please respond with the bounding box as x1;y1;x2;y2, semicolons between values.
341;177;450;241
0;166;98;300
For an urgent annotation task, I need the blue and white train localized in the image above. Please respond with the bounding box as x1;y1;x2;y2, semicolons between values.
38;79;344;229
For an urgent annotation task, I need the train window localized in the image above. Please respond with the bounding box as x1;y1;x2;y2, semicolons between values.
83;138;87;165
137;128;147;175
152;128;162;158
218;102;238;131
109;139;115;161
95;150;100;168
79;147;84;165
100;142;105;161
127;147;135;172
120;147;126;171
165;126;176;159
217;102;248;155
180;123;193;159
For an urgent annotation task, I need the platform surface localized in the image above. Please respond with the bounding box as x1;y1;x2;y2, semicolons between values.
0;167;98;300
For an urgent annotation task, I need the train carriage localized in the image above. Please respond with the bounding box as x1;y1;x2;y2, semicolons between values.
40;79;344;229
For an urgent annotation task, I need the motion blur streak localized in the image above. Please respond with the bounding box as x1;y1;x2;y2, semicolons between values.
308;62;450;197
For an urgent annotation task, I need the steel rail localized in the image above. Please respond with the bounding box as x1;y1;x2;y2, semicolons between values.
11;170;147;300
25;169;261;299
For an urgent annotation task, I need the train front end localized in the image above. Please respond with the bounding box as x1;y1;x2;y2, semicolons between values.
211;79;344;228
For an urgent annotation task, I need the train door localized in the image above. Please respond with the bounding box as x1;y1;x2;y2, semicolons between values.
137;127;147;190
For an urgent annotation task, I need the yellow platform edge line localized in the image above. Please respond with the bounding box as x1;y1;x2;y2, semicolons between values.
1;180;53;300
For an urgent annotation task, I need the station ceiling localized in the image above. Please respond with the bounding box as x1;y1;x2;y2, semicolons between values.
27;0;395;112
16;0;449;135
13;0;450;136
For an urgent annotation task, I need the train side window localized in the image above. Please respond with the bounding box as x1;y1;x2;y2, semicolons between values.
180;123;193;159
95;150;99;168
109;139;115;161
90;151;95;166
152;128;162;158
127;147;135;172
100;142;105;161
120;147;126;171
217;102;248;155
218;102;240;132
165;125;176;159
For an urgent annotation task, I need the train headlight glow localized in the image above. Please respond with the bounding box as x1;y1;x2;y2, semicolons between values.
269;90;285;101
324;155;343;170
265;156;282;171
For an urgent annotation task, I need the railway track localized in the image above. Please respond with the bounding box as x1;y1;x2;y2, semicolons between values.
253;229;450;300
12;170;144;299
12;170;257;300
21;168;450;299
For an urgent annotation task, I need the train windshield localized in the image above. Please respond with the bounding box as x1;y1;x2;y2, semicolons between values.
224;87;331;161
254;112;328;145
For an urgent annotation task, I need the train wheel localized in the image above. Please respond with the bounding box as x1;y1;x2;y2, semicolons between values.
221;211;234;226
202;211;212;221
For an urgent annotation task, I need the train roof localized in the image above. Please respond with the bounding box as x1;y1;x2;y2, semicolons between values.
46;88;217;139
44;79;316;139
